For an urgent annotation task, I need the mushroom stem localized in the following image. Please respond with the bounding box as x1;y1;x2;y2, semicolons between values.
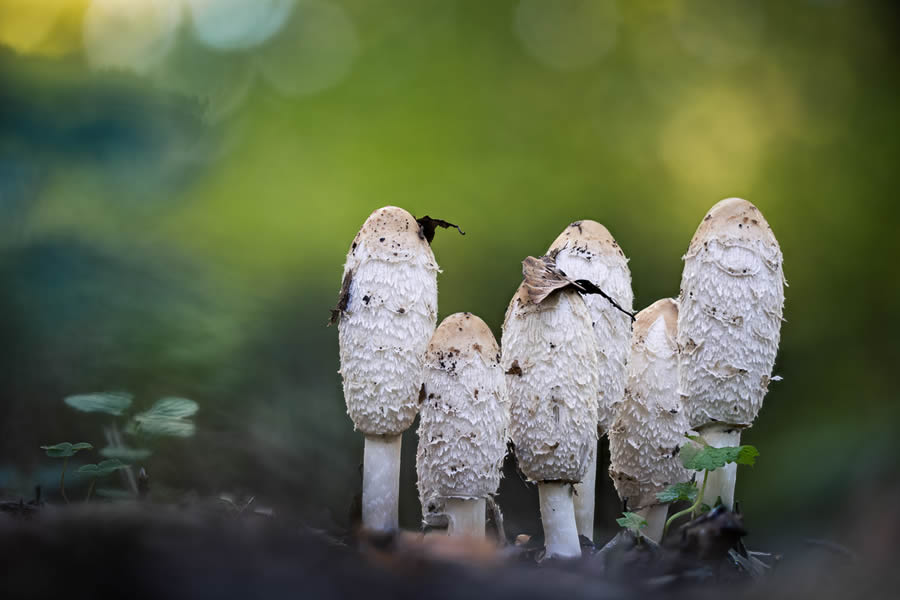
573;438;597;540
697;424;741;510
362;434;402;532
635;504;668;543
538;482;582;559
445;498;486;537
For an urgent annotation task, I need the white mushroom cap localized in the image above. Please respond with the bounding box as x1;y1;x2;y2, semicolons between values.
338;206;439;436
609;299;690;510
501;284;600;483
678;198;785;428
548;220;634;432
416;313;508;522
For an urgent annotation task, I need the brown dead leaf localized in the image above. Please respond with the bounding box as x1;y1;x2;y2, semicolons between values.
521;255;573;304
520;255;636;321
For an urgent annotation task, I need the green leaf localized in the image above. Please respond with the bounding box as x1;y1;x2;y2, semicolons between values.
131;415;196;438
129;397;198;438
65;392;133;416
100;445;152;461
656;481;699;504
143;397;198;419
680;443;759;471
41;442;94;458
78;459;128;476
616;512;648;533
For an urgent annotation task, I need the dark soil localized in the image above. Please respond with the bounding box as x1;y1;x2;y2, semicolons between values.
0;498;887;600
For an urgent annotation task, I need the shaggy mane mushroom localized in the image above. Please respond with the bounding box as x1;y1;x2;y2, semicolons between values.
546;220;633;540
501;274;599;559
337;206;440;532
678;198;785;510
416;312;508;537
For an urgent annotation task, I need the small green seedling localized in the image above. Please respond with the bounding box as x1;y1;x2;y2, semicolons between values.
127;397;198;438
660;436;759;538
64;392;199;496
617;511;648;535
65;392;133;416
656;481;699;504
41;442;93;503
78;459;129;502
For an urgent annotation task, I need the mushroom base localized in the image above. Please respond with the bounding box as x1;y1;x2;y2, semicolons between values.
573;438;597;541
635;504;668;543
538;482;582;559
697;424;742;510
362;434;402;532
445;498;486;537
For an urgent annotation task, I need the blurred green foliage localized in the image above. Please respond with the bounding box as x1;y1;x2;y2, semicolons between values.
1;0;899;543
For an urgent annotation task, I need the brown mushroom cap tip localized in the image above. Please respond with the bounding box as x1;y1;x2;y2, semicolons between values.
548;219;622;256
426;312;499;366
633;298;678;340
353;205;430;248
689;197;778;249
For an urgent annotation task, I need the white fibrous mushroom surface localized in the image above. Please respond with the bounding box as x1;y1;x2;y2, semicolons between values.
338;206;439;436
609;299;690;510
417;313;508;519
548;220;633;431
678;198;785;428
502;285;599;483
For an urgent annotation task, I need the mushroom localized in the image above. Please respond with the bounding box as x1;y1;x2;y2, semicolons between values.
678;198;785;509
336;206;439;532
416;312;508;537
608;298;690;542
547;220;633;540
501;273;600;559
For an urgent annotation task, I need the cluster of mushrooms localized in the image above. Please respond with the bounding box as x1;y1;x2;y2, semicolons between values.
334;199;785;559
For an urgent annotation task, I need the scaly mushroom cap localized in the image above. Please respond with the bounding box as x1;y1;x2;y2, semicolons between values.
417;313;508;522
678;198;785;428
338;206;439;436
609;299;690;510
548;220;634;432
501;283;600;483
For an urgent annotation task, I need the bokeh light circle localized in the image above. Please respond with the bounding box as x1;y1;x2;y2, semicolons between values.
670;0;766;67
257;0;358;97
187;0;296;51
83;0;183;74
514;0;619;71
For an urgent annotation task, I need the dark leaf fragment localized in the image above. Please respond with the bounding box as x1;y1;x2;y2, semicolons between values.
329;270;353;326
416;216;465;243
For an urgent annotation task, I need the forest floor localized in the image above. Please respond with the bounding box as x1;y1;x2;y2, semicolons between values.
0;494;890;600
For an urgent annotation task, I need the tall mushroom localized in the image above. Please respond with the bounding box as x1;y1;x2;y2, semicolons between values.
547;220;633;540
416;312;508;537
502;258;600;559
678;198;785;509
609;298;690;542
336;206;439;532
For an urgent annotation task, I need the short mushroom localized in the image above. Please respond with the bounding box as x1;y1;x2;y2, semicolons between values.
501;274;600;559
678;198;785;509
547;220;633;540
336;206;439;532
608;298;690;542
416;312;508;537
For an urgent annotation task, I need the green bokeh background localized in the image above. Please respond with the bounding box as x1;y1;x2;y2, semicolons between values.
1;0;898;545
